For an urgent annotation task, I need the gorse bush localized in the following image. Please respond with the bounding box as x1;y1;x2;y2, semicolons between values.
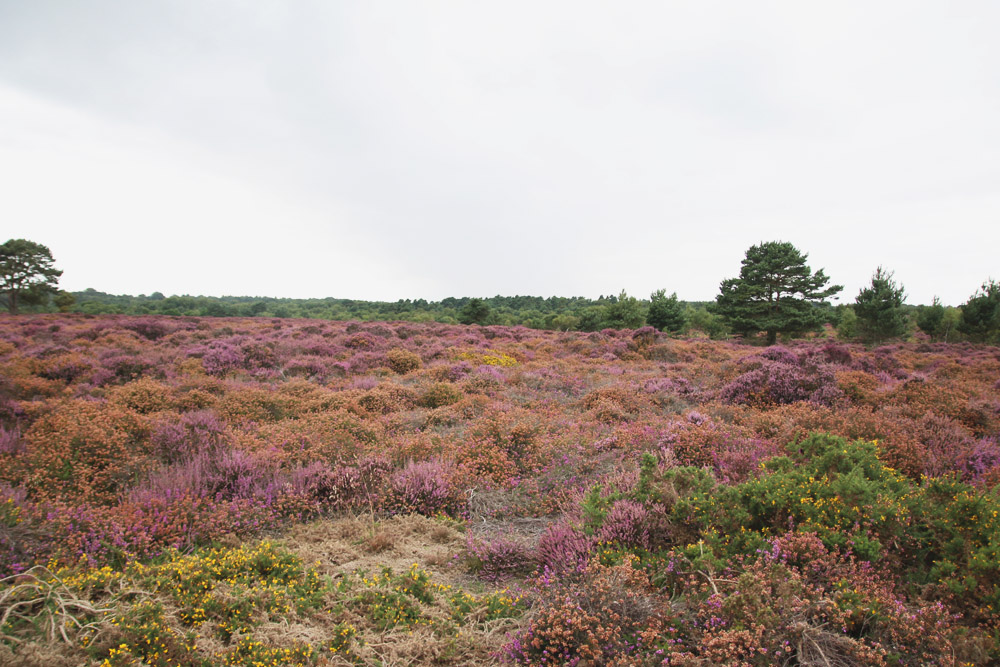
504;436;996;664
614;432;1000;623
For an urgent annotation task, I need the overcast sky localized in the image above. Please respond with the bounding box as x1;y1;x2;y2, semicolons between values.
1;2;998;305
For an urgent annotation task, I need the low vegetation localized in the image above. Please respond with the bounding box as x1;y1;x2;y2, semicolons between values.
1;314;998;664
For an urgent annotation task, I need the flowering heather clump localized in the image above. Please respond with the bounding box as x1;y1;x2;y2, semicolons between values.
641;376;698;409
122;317;176;341
323;456;392;510
0;484;44;575
758;344;799;365
963;437;1000;485
131;448;276;504
206;449;276;500
0;424;23;455
685;409;708;424
385;459;463;517
503;558;658;665
99;354;160;384
151;410;228;464
631;325;657;348
710;436;780;484
466;535;536;582
196;338;278;377
536;522;594;575
719;353;844;407
437;360;473;381
820;341;853;365
283;355;327;379
596;499;650;549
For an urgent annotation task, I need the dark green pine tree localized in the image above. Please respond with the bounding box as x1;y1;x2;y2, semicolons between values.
647;289;686;333
854;267;908;344
604;290;646;329
0;238;63;314
712;241;842;345
458;298;492;325
958;280;1000;343
916;297;946;340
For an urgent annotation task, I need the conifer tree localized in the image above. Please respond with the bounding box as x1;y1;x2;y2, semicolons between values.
854;267;908;344
712;241;842;344
647;289;686;333
958;280;1000;343
0;239;63;314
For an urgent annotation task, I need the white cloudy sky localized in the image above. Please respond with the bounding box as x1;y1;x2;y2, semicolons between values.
1;1;997;305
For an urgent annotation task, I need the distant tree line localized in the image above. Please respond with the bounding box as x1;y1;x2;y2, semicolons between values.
61;288;720;334
4;237;999;344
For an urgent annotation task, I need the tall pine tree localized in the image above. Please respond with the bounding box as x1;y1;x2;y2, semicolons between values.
712;241;842;344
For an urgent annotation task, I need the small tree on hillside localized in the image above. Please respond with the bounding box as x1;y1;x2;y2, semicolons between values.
916;297;946;341
712;241;842;344
958;280;1000;343
647;289;686;333
0;239;63;314
604;290;645;329
836;305;859;341
53;290;76;313
854;267;908;344
686;305;729;339
458;298;492;326
577;306;608;332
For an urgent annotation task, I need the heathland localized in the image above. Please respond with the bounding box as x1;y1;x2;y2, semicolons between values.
1;314;998;665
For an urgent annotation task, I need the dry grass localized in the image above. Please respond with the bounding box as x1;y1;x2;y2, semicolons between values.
0;641;84;667
0;567;112;646
276;514;514;666
278;513;466;583
0;514;521;666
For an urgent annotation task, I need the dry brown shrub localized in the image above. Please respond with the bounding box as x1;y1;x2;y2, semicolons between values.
23;400;150;503
357;384;418;415
108;378;173;414
420;381;463;408
792;622;889;667
386;348;422;374
174;388;217;411
364;532;394;553
2;360;65;399
218;387;292;423
581;385;651;415
836;370;880;405
231;409;385;464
